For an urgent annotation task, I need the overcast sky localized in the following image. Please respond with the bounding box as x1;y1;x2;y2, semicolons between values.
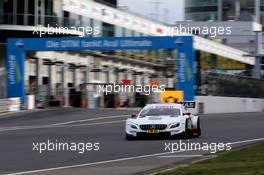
118;0;184;24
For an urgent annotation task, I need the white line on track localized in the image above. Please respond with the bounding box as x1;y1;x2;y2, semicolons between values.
158;155;210;158
230;137;264;145
0;115;129;132
50;115;129;126
0;120;127;132
3;151;181;175
3;137;264;175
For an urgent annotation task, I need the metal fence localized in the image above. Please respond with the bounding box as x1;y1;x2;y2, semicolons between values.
197;72;264;98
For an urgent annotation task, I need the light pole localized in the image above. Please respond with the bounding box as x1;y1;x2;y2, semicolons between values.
149;0;163;21
244;22;262;79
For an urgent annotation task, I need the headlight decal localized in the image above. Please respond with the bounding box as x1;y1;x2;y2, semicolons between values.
130;125;138;129
170;123;180;129
127;122;138;129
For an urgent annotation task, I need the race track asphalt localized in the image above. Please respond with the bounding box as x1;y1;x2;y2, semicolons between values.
0;108;263;175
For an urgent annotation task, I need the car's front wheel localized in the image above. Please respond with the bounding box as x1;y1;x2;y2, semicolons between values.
125;134;136;140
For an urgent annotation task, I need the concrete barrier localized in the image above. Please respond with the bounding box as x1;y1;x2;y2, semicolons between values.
0;99;9;113
26;95;35;110
192;96;264;114
8;97;21;112
0;98;21;113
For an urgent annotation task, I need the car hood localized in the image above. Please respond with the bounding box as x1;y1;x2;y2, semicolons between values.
128;115;181;125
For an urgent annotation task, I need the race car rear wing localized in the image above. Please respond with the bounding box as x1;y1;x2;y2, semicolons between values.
150;101;196;108
182;101;196;108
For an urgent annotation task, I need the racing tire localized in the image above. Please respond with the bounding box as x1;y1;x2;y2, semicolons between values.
192;118;201;138
125;134;136;140
182;119;192;139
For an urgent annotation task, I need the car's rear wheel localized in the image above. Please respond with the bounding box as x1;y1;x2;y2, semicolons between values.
182;119;192;139
192;118;201;138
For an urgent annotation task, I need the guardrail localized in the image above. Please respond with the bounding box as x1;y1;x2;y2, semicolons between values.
0;98;21;113
0;99;9;113
192;96;264;114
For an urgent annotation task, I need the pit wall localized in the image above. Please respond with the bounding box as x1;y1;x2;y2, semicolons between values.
193;96;264;114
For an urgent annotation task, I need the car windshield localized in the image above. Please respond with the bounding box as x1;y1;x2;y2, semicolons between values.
139;107;181;118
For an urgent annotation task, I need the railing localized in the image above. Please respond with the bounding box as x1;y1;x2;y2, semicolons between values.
0;98;20;113
0;13;86;28
196;72;264;98
0;99;9;113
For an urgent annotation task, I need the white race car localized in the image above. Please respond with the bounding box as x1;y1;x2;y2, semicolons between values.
125;103;201;140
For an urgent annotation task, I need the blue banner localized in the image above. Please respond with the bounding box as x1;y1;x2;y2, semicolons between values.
176;44;195;101
6;41;25;101
7;36;195;101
